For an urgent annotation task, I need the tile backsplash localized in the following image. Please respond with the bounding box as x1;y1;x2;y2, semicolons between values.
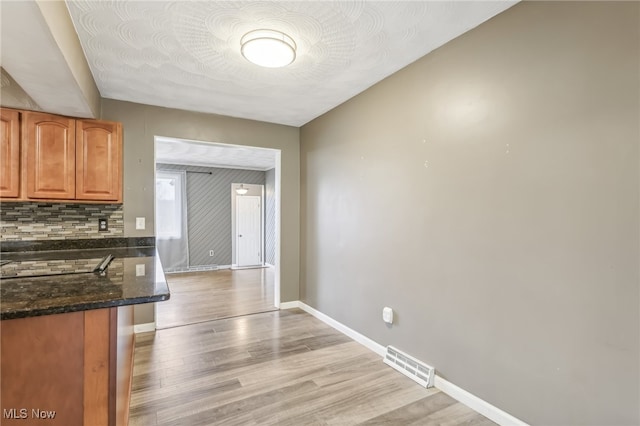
1;203;124;241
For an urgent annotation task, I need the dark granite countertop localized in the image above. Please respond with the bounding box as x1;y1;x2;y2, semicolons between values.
0;238;170;320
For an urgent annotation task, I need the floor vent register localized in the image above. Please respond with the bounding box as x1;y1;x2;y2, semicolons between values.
384;345;435;388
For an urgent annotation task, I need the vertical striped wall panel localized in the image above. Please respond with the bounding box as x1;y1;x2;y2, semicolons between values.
157;164;265;267
265;168;276;265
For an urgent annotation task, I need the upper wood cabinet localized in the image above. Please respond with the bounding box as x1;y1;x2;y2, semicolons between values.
76;120;122;202
23;111;76;200
0;109;20;198
0;108;123;204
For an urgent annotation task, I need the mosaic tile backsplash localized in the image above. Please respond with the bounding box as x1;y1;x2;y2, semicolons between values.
1;203;124;241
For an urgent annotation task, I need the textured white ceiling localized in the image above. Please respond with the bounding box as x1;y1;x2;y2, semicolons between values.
66;1;516;127
155;137;276;171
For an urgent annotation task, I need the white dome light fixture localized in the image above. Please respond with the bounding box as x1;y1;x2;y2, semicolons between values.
235;184;248;195
241;29;296;68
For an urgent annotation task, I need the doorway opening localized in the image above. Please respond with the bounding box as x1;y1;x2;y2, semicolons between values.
153;136;281;329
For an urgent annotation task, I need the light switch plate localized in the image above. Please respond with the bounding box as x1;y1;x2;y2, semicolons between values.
136;217;145;230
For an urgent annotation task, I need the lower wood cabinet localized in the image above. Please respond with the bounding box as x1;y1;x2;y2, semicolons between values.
0;306;134;426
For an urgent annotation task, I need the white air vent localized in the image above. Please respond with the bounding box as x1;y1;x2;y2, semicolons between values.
384;345;435;388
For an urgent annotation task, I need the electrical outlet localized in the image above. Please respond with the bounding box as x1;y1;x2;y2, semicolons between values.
136;264;145;276
209;250;214;257
98;218;108;232
136;217;145;230
383;307;394;324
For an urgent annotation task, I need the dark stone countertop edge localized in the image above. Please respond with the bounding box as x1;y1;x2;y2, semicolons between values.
1;237;156;253
0;293;170;321
0;240;170;320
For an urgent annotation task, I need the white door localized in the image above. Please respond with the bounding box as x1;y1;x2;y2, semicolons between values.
236;195;262;267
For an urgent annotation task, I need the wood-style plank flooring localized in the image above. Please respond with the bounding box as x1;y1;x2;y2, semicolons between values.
157;268;276;329
130;309;496;425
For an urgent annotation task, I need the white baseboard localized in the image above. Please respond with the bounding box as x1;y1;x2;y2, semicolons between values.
279;301;300;310
134;322;156;333
296;302;386;357
434;376;528;426
231;265;268;270
282;301;528;426
165;264;232;274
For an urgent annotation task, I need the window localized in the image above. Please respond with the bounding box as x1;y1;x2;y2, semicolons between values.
155;171;184;239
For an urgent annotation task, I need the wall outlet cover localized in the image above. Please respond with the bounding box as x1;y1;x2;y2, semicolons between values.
383;307;394;324
98;218;108;232
136;217;145;230
136;264;145;276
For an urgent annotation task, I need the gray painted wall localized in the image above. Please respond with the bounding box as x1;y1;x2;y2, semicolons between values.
265;168;276;266
101;99;300;325
157;164;264;267
300;2;639;425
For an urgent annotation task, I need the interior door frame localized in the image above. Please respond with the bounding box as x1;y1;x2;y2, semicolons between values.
234;193;264;267
231;183;264;269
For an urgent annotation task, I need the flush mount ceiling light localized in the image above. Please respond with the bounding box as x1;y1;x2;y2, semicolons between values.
236;184;248;195
241;29;296;68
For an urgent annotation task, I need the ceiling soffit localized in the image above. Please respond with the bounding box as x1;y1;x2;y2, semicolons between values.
155;137;277;171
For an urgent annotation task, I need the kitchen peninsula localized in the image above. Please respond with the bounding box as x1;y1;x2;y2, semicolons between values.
0;237;170;426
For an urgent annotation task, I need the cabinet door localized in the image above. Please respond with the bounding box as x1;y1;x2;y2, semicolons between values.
23;112;76;199
76;120;122;202
1;312;84;426
0;109;20;198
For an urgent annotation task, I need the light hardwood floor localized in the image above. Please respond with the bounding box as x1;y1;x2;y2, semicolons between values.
130;309;496;425
157;268;276;329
